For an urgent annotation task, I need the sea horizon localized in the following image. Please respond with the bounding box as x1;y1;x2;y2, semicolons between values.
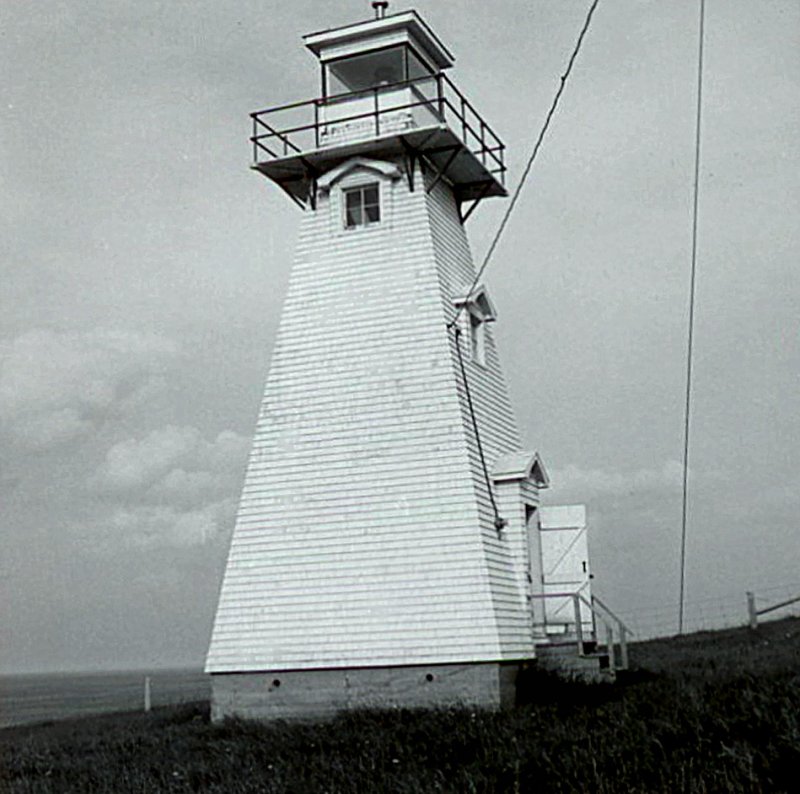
0;668;210;729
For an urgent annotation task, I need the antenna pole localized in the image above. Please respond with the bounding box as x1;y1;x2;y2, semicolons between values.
679;0;706;635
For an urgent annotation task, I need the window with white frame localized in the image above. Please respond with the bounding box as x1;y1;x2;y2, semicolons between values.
343;183;380;229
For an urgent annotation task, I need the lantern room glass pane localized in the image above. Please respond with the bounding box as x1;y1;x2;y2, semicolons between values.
407;47;434;81
326;46;405;95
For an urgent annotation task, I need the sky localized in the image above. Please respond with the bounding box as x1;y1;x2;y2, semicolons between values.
1;0;798;673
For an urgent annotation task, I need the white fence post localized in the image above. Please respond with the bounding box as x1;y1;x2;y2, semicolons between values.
144;675;151;713
619;625;629;670
604;622;616;670
746;591;758;630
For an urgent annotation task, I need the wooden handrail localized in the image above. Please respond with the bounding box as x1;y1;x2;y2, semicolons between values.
529;592;585;656
583;594;630;670
591;594;634;635
530;591;630;671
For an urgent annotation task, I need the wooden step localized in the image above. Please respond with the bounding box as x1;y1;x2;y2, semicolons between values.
534;643;616;683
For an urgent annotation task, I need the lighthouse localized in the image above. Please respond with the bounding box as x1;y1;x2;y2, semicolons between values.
206;5;611;722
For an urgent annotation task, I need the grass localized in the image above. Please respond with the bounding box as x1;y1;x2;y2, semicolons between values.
2;617;799;793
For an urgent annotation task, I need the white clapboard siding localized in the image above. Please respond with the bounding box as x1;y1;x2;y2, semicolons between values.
206;159;532;673
425;177;531;658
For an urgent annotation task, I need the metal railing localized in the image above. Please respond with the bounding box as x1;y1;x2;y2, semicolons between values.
530;592;632;671
249;72;506;185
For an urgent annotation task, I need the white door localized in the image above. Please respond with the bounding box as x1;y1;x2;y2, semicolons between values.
538;505;593;636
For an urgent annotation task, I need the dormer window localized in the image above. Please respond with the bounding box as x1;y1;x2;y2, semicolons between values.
344;183;380;229
452;285;498;367
469;312;485;365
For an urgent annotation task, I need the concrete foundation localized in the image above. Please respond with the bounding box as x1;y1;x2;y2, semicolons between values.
210;661;522;722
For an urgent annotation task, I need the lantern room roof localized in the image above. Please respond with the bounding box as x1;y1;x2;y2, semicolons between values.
304;10;455;69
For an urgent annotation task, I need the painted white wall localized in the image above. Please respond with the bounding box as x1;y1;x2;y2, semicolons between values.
206;157;533;673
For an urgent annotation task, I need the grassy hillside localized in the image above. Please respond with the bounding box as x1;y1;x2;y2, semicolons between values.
2;617;799;793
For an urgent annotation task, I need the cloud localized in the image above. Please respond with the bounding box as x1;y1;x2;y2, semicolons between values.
550;460;686;499
95;425;249;501
548;460;729;501
91;424;249;547
153;468;218;504
98;425;203;492
12;407;94;448
0;329;178;448
109;498;237;548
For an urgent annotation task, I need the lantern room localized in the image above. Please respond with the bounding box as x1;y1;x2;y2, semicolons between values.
309;9;453;94
250;6;507;215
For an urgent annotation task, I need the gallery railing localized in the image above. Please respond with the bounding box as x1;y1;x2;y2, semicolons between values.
250;72;506;186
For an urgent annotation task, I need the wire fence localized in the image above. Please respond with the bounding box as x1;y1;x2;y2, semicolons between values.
2;584;797;729
616;581;800;641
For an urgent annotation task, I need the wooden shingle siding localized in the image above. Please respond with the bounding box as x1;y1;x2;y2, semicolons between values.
423;175;533;659
206;158;534;674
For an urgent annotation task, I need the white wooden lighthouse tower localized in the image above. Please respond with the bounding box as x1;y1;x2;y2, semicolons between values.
206;5;612;721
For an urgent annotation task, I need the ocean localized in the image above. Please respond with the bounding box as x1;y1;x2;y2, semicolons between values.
0;669;210;729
